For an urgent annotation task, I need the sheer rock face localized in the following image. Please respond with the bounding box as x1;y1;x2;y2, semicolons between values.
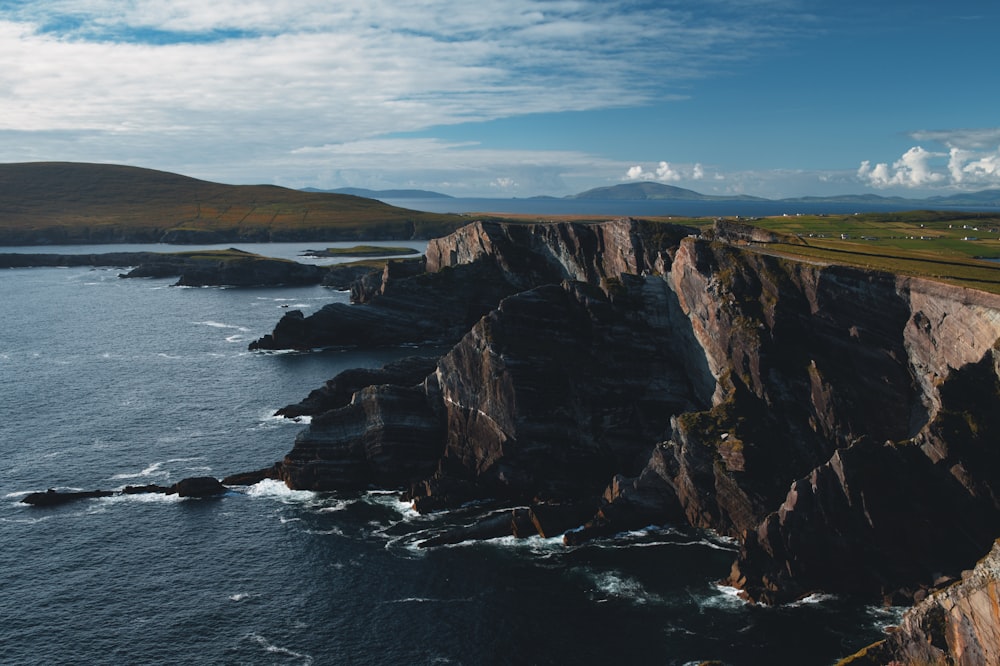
841;539;1000;666
257;218;1000;619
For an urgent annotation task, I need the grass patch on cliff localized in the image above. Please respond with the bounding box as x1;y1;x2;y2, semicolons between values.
728;211;1000;294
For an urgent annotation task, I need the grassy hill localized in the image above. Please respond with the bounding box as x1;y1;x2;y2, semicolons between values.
0;162;466;245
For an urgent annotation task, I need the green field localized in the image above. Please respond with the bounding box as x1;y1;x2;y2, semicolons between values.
733;211;1000;294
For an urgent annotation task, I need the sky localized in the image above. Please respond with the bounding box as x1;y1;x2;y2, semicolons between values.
1;0;999;199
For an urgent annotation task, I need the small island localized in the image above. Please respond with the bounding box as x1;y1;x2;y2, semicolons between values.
300;245;420;258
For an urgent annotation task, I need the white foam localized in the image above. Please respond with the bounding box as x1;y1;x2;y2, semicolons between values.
101;492;184;505
381;596;473;604
257;411;312;427
0;515;52;524
229;593;254;602
243;478;316;503
787;592;836;607
245;633;313;666
364;490;420;519
194;320;251;332
700;583;750;609
304;527;346;536
587;570;665;606
109;457;206;481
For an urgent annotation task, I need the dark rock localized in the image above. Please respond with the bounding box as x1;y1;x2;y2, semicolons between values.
21;489;114;506
122;484;172;494
275;356;440;419
417;510;520;548
246;217;1000;612
169;476;227;497
221;465;282;486
838;539;1000;665
529;501;601;538
277;382;446;491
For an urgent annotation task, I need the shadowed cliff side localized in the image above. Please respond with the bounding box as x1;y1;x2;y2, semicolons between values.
241;218;1000;660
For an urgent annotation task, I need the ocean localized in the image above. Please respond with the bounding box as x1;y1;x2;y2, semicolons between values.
0;241;899;665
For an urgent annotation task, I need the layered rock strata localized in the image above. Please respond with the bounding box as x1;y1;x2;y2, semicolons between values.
839;539;1000;665
247;218;1000;641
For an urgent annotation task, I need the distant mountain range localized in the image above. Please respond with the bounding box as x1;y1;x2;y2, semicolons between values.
317;181;1000;207
563;182;1000;207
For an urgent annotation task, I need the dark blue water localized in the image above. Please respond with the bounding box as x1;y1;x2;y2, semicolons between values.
0;243;899;665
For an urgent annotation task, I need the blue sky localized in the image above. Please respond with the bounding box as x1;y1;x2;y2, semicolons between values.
1;0;998;198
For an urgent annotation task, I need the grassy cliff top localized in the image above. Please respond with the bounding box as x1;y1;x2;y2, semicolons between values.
730;211;1000;294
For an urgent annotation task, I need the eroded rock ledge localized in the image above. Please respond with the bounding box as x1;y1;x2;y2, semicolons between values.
241;217;1000;658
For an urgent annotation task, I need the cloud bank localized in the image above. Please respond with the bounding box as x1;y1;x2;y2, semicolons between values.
858;130;1000;191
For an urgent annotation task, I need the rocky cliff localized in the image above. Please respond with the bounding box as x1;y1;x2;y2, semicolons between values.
244;218;1000;659
840;539;1000;665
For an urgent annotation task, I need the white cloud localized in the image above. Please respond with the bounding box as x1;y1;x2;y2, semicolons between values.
0;1;798;193
859;135;1000;190
623;161;706;184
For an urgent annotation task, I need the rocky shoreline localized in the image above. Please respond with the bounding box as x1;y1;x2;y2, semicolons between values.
238;217;1000;662
23;217;1000;662
0;248;393;287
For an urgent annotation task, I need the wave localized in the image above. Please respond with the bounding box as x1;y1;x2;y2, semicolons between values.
363;490;420;519
243;633;313;666
108;457;207;481
699;583;751;610
787;592;837;607
242;479;317;503
304;526;346;536
193;320;251;332
380;596;474;605
100;492;184;505
585;569;667;606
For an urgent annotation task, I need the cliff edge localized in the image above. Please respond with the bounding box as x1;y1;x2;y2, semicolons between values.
243;218;1000;661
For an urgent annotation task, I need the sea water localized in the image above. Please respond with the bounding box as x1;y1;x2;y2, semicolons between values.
0;243;899;665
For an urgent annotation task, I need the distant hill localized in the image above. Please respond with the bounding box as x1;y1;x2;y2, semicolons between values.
568;182;768;202
0;162;464;245
303;187;453;199
568;181;1000;208
926;189;1000;206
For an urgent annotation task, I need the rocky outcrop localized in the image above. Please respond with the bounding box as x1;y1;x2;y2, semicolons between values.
121;249;329;286
275;356;440;419
246;218;1000;633
248;219;696;351
839;539;1000;665
22;476;228;505
2;249;379;288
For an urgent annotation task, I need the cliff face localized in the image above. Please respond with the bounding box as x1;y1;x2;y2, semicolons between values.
254;218;1000;641
840;539;1000;665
